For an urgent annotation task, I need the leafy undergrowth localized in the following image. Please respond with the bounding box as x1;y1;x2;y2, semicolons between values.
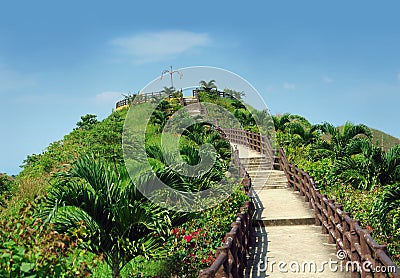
0;198;102;277
322;184;400;265
165;186;249;277
91;185;249;278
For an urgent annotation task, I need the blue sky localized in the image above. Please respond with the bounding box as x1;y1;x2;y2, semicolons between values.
1;1;399;175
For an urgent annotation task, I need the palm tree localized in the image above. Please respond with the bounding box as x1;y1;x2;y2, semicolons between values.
162;86;182;99
331;138;383;190
313;121;372;160
373;182;400;236
287;122;320;145
380;144;400;185
223;88;245;100
41;156;182;278
272;113;292;132
122;92;138;106
199;80;217;92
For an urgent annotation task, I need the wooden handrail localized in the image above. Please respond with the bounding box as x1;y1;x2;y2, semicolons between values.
197;141;254;278
116;90;399;277
276;145;400;278
198;201;254;278
210;129;400;277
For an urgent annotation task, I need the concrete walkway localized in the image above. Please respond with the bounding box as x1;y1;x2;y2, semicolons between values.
234;144;350;277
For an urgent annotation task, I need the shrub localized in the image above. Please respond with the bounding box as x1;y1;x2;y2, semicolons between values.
0;197;101;277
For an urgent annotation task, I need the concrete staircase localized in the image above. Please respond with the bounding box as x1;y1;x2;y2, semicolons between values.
182;97;201;117
235;144;351;277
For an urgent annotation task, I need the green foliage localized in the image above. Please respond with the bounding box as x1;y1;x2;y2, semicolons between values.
0;198;101;277
75;114;99;130
313;121;372;161
272;113;292;133
199;80;217;92
0;174;14;208
276;114;400;265
365;127;400;152
40;155;183;277
165;186;249;277
223;88;245;100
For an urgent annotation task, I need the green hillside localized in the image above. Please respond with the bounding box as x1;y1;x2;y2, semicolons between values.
1;93;399;276
0;94;251;277
369;127;400;151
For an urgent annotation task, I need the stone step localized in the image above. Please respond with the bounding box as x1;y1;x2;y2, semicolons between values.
243;165;273;171
254;217;316;226
252;184;287;190
251;178;288;183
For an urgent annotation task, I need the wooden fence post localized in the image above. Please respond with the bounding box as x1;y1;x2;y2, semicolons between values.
327;199;335;244
350;219;361;278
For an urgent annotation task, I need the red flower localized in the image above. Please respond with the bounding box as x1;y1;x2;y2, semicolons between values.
171;228;179;235
366;225;373;232
222;238;225;243
184;235;193;243
192;230;199;235
181;228;185;234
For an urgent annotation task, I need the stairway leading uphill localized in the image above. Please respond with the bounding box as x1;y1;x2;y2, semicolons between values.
235;145;350;277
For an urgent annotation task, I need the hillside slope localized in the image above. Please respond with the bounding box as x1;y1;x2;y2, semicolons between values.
369;127;400;151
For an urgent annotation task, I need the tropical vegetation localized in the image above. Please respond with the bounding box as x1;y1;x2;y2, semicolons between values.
273;113;400;264
0;85;252;277
1;83;399;277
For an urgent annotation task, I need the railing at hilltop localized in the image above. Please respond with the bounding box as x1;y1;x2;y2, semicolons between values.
276;146;400;278
115;91;168;109
192;89;236;100
197;146;254;278
116;89;237;110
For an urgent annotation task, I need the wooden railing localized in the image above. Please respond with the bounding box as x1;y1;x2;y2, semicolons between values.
197;145;254;278
115;90;399;277
198;200;254;278
212;129;399;277
192;89;236;100
276;147;400;278
222;128;276;167
115;91;168;109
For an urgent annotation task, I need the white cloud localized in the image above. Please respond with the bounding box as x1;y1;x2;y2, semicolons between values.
111;30;211;63
95;91;123;104
283;82;296;90
322;76;334;83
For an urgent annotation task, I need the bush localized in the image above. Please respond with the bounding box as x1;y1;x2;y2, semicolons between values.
0;197;101;277
0;174;14;208
165;186;249;277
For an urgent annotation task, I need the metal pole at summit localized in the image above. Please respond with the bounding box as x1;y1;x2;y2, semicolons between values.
161;65;182;88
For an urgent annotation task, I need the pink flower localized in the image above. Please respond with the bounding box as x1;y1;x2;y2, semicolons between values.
184;235;193;243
